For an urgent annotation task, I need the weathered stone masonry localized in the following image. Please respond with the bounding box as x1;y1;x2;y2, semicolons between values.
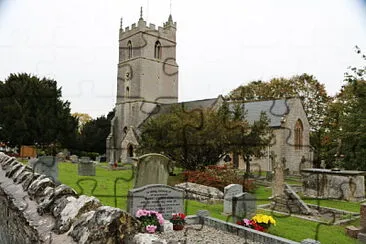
0;153;140;244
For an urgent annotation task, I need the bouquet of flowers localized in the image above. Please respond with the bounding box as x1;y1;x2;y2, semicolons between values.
170;213;186;226
236;214;276;232
135;209;165;233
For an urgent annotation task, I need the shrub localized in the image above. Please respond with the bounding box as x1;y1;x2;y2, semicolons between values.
183;164;256;192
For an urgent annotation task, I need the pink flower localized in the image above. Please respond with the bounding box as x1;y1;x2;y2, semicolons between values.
156;213;165;225
243;219;251;226
146;225;157;233
135;209;148;218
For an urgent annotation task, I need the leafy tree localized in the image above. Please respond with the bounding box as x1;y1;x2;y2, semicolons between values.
77;110;114;154
324;46;366;169
72;112;93;131
0;73;78;151
138;104;271;170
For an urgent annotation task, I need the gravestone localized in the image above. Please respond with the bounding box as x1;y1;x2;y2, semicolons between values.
358;203;366;241
127;184;184;219
70;155;79;163
134;153;171;188
223;184;243;214
78;157;95;176
28;156;58;183
232;192;256;222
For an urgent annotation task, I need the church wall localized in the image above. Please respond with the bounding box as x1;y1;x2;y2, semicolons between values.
281;98;312;173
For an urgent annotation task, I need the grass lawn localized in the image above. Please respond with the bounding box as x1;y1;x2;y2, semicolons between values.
58;162;360;244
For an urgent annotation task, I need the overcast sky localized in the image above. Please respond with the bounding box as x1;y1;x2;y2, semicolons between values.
0;0;365;118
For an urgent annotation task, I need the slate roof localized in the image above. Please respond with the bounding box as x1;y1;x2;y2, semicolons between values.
138;98;219;128
229;99;289;127
141;97;290;129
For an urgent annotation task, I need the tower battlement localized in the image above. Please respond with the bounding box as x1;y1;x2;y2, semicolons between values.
119;11;176;41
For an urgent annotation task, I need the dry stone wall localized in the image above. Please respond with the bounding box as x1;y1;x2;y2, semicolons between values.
0;153;140;244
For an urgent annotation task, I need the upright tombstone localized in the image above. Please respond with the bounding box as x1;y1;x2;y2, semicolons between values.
70;155;79;163
358;203;366;242
127;184;184;219
232;192;256;222
78;156;95;176
134;153;171;188
28;156;58;183
223;184;243;215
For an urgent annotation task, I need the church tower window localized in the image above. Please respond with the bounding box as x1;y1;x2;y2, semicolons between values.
154;41;162;59
127;41;132;59
294;119;303;150
126;86;130;97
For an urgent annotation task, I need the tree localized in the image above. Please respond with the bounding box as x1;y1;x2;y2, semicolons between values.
72;112;93;131
324;46;366;169
77;110;114;154
228;73;330;167
0;73;78;151
138;104;271;170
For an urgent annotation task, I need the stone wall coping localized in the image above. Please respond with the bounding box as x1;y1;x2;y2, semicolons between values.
301;168;366;176
200;214;300;244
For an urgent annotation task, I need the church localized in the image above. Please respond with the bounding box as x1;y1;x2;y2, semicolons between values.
106;11;312;173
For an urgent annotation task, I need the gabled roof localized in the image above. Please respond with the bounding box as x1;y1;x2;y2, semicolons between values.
140;97;220;127
140;97;292;129
229;99;289;127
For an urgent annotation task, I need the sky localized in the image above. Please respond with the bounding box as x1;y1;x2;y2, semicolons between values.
0;0;365;118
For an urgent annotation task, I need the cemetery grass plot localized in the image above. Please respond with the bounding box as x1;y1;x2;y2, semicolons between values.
55;161;362;244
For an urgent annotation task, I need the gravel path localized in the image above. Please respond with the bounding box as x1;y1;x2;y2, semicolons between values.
156;224;259;244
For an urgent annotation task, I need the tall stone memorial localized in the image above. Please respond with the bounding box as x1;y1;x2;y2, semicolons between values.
127;184;184;219
134;153;171;188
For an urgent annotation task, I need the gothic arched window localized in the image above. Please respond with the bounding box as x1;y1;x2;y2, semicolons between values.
127;41;132;59
294;119;303;150
126;86;130;97
154;41;162;59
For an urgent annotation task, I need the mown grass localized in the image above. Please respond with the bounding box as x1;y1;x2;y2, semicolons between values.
58;162;360;244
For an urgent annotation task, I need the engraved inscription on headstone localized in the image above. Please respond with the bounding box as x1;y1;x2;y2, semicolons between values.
223;184;243;214
127;184;184;219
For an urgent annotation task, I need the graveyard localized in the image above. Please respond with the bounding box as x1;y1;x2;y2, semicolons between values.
54;160;362;244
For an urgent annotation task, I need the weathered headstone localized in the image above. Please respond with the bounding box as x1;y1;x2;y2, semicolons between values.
28;156;58;183
358;203;366;241
127;184;184;219
70;155;79;163
232;192;256;222
134;153;171;188
223;184;243;214
78;157;95;176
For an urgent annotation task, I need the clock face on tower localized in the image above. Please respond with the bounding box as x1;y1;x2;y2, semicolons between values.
125;71;130;81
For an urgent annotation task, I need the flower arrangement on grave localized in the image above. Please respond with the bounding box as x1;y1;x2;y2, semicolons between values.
135;209;165;233
236;214;276;232
170;213;186;230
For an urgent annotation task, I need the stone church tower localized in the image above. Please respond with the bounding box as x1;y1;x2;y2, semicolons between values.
106;9;179;163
